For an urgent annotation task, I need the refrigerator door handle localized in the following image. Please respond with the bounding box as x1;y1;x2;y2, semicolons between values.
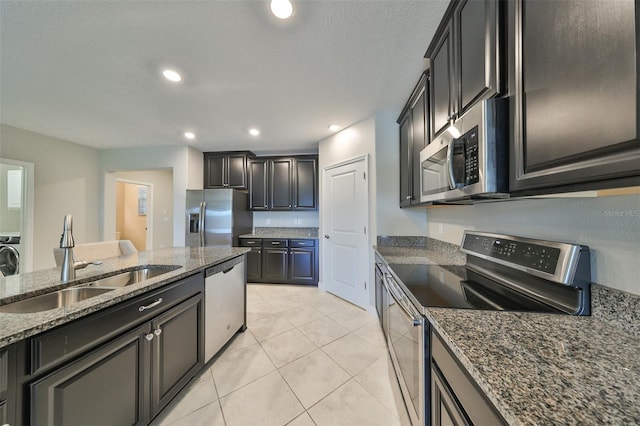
199;201;206;247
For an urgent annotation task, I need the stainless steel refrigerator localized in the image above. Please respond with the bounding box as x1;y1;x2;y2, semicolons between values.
185;189;252;247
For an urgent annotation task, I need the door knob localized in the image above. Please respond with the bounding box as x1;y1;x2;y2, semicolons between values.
324;234;330;239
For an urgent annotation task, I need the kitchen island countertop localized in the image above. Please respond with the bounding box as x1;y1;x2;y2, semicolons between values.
375;245;640;425
0;246;249;349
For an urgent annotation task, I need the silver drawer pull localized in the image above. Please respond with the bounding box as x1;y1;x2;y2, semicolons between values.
139;297;163;312
272;242;280;245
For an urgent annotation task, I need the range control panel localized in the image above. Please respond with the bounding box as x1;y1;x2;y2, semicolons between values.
462;233;560;274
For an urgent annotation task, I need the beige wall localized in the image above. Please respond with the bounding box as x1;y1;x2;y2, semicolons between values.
101;146;202;247
0;124;101;270
121;182;147;250
112;169;174;250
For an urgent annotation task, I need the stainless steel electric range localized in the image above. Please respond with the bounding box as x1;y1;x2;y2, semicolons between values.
375;231;592;426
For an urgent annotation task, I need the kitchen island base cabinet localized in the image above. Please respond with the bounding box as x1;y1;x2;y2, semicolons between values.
151;295;203;415
26;273;205;426
30;323;149;426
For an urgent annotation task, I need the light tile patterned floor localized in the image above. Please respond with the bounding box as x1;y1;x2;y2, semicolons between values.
153;284;410;426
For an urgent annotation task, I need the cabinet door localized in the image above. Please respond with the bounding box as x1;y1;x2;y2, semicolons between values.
429;22;454;140
399;114;412;207
248;159;269;210
262;248;289;282
270;158;293;210
204;154;226;189
510;0;639;192
150;294;203;416
30;323;150;426
455;0;499;115
288;248;317;285
293;157;318;210
431;367;470;426
245;248;263;282
227;153;248;189
411;87;428;204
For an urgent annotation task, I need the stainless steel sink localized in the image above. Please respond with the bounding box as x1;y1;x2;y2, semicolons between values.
0;265;181;314
86;265;180;288
0;287;115;314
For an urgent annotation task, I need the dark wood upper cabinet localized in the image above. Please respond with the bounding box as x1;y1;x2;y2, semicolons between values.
294;156;318;210
427;0;500;141
429;23;454;141
399;114;412;207
270;158;294;210
248;158;269;210
456;0;499;115
509;0;640;192
204;151;254;189
248;156;318;211
399;72;429;207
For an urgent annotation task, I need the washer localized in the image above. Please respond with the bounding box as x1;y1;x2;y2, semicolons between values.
0;236;20;276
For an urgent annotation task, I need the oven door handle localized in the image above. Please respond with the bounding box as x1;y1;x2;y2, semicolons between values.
384;274;423;326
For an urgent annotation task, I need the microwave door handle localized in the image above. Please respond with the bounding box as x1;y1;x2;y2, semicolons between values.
446;138;457;190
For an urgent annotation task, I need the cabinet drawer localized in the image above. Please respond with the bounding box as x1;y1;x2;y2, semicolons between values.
263;239;288;247
30;273;203;376
239;238;262;247
289;239;316;248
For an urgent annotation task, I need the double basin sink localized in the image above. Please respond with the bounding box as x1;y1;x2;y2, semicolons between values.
0;265;181;314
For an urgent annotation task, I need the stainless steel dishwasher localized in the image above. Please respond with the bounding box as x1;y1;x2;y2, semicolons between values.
204;255;246;362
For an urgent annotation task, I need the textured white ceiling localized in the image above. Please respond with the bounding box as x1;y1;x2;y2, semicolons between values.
0;0;447;154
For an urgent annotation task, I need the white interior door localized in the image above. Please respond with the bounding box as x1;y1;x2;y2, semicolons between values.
322;156;368;308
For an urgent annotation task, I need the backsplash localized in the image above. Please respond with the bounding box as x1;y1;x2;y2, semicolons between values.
253;211;319;228
253;227;318;238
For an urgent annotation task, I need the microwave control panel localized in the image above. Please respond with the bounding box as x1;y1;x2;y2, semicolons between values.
463;126;479;185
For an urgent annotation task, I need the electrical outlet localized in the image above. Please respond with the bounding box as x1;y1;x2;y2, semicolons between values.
438;223;444;235
266;218;271;225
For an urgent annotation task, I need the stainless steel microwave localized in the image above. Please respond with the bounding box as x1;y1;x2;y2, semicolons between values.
419;98;509;203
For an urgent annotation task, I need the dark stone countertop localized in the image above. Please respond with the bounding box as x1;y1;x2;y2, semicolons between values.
0;246;249;349
375;242;640;425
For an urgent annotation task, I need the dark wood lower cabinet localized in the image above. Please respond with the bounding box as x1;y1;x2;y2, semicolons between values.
245;247;262;282
30;322;149;426
24;274;205;426
151;295;203;416
240;238;318;285
288;248;317;285
262;248;289;282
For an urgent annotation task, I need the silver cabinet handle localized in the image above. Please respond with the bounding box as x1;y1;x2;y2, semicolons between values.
324;235;330;239
139;297;163;312
272;241;280;245
406;195;412;200
145;333;154;341
154;329;162;336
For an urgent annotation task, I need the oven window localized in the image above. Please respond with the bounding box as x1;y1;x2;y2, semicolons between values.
421;146;450;196
388;295;421;418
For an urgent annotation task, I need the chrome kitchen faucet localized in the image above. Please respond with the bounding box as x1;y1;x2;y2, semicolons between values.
59;215;101;282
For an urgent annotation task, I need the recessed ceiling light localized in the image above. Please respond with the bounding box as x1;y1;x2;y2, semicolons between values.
328;124;340;132
249;128;260;136
270;0;293;19
184;131;196;140
162;69;182;82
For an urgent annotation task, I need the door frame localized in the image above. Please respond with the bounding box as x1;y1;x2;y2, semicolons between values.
115;178;153;250
320;154;371;310
0;157;34;273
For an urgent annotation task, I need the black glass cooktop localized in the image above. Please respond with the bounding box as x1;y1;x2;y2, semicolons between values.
388;263;559;312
